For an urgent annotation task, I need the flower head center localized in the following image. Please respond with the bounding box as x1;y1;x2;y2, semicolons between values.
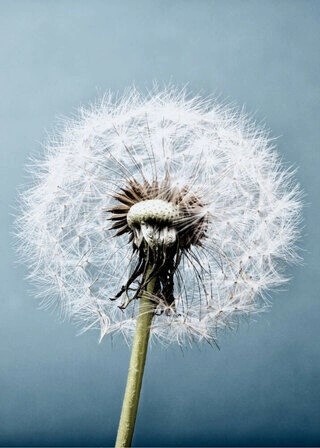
127;199;181;249
127;199;181;228
108;178;209;310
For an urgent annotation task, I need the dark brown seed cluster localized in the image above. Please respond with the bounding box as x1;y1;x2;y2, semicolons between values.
107;177;208;311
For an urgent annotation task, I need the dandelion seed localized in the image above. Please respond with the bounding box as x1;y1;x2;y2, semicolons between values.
16;87;302;446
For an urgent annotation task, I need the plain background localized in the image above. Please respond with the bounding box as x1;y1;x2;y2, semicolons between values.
1;1;319;446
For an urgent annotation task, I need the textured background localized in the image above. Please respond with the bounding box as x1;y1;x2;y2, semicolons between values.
1;0;319;446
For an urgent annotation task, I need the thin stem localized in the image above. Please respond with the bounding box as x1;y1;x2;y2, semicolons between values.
115;266;156;447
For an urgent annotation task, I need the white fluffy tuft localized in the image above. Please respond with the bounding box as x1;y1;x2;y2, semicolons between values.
15;87;302;345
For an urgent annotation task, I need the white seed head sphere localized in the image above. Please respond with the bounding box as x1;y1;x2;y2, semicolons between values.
16;88;302;345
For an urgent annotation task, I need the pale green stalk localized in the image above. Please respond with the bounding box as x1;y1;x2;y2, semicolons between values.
115;267;156;447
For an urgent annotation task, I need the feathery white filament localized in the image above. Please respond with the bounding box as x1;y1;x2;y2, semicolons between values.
16;87;302;345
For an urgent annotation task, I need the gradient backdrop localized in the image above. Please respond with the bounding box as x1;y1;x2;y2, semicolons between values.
1;1;319;446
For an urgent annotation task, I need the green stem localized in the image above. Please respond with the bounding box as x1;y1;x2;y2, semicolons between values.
115;267;156;448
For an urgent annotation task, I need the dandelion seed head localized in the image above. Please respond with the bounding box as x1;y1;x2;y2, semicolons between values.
16;87;302;345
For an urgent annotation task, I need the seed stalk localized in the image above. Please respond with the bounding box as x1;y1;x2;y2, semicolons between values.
115;267;156;447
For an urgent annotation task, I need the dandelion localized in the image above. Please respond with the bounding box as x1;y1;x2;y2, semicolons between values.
16;87;302;446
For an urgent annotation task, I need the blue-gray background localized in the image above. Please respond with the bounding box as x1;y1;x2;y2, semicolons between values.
1;1;319;446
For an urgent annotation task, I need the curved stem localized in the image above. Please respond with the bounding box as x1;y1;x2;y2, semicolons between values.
115;267;156;447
